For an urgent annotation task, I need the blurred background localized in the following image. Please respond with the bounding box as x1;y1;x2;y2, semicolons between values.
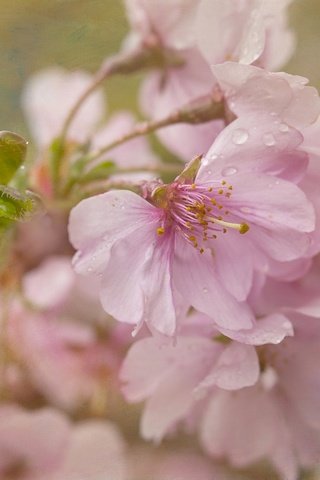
0;0;319;139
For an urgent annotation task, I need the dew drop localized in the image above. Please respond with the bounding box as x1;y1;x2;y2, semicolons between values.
232;128;249;145
20;165;26;171
279;123;289;133
203;287;208;294
209;153;218;161
87;267;93;272
222;166;238;176
263;133;275;146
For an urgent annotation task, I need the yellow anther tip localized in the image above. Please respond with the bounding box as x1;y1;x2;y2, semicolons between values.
157;227;165;235
239;223;250;234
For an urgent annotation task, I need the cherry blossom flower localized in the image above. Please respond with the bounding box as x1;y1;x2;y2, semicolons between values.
200;310;320;480
120;310;293;442
0;406;126;480
134;0;295;161
7;257;123;411
196;0;295;70
69;120;314;336
22;67;105;148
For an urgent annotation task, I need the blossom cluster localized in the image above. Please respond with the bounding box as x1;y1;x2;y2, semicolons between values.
1;1;320;479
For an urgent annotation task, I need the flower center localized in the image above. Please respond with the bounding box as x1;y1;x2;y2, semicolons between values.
154;180;249;253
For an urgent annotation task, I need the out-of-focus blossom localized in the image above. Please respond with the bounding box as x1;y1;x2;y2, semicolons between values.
22;67;105;148
22;68;159;197
120;311;292;442
200;310;320;480
196;0;295;70
0;406;126;480
124;0;200;50
69;119;314;336
6;257;124;411
131;0;295;161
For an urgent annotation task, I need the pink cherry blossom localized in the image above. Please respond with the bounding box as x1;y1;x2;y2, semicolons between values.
22;67;105;148
136;0;295;161
0;406;126;480
69;119;314;336
120;311;292;442
200;310;320;480
196;0;295;70
213;62;320;131
139;48;222;161
6;257;122;411
124;0;200;51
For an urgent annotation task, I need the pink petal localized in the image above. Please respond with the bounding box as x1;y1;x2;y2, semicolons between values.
69;190;158;275
198;117;307;183
22;67;105;147
228;173;315;233
173;236;254;330
141;338;216;441
53;421;126;480
197;343;259;391
0;407;70;472
213;230;253;301
22;256;74;309
219;313;293;345
101;224;176;335
200;388;278;466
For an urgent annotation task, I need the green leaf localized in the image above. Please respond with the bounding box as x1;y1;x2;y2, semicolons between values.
0;185;38;221
0;131;28;185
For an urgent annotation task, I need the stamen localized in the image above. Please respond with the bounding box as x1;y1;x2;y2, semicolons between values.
157;227;165;235
209;217;249;234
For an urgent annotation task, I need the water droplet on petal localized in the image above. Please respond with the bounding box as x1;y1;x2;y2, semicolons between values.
279;123;289;133
263;133;275;146
209;153;218;160
222;166;238;176
203;287;208;294
87;267;93;272
269;111;277;117
232;128;249;145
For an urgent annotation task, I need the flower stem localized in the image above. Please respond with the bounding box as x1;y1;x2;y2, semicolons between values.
87;93;225;164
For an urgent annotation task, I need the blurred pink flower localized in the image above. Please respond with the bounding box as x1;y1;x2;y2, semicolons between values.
7;257;122;411
135;0;295;161
196;0;295;70
200;312;320;480
0;406;125;480
22;67;105;148
120;310;292;442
